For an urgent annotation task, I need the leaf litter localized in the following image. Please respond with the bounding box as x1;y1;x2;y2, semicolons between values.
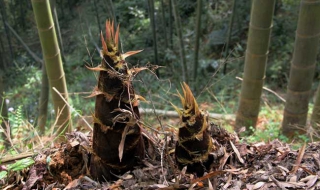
1;124;320;189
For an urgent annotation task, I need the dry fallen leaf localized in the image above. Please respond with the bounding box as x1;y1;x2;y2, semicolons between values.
252;181;266;190
290;143;306;174
230;140;244;164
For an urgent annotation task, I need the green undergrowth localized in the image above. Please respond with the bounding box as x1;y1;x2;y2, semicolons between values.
239;104;311;150
0;157;34;181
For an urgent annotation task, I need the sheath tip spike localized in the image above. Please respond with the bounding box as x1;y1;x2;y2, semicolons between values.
182;82;200;116
100;31;108;54
115;24;120;49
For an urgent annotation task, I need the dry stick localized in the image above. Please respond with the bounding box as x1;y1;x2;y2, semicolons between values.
196;57;225;98
269;175;287;190
0;152;35;164
52;87;93;131
61;92;91;95
140;108;234;120
5;22;42;63
138;75;169;185
49;103;69;141
0;120;19;153
236;76;286;102
290;143;306;174
79;8;99;81
206;89;228;114
29;124;44;148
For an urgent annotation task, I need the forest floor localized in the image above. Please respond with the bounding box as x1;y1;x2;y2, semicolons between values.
1;113;320;190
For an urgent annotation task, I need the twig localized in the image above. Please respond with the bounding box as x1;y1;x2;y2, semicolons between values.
140;108;234;120
52;87;93;131
270;175;287;190
290;143;306;174
236;76;286;102
1;152;35;164
5;22;42;64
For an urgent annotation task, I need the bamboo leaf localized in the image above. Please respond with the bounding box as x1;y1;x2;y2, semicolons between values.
7;157;34;172
0;171;7;180
118;125;130;162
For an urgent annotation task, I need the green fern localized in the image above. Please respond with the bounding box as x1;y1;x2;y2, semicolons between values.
10;105;24;135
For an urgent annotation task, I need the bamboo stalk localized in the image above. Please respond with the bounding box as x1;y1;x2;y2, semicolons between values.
284;0;320;138
223;0;236;74
160;0;168;49
193;0;203;91
0;0;14;66
148;0;160;76
32;0;72;139
171;0;187;82
235;0;275;130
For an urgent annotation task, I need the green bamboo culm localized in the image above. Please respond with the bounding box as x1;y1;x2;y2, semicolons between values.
172;0;187;83
168;0;173;49
193;0;202;91
31;0;71;138
0;71;9;148
283;0;320;138
148;0;159;77
223;0;236;74
160;0;168;49
38;64;49;134
311;87;320;137
50;0;65;63
235;0;275;130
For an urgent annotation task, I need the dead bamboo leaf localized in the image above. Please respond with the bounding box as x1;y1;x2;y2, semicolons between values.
222;174;232;189
252;181;266;190
277;165;289;174
219;148;230;170
269;175;287;189
190;171;226;184
230;140;244;164
118;125;130;162
300;165;316;175
208;179;213;190
289;175;297;182
303;175;318;188
85;86;103;98
290;143;306;174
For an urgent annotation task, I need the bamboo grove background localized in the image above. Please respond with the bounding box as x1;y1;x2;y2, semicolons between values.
0;0;320;145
